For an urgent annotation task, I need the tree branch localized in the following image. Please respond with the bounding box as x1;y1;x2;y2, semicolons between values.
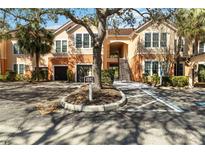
53;9;95;38
105;8;122;17
0;9;33;22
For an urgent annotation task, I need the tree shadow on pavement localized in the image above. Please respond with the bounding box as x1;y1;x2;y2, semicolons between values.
1;110;205;145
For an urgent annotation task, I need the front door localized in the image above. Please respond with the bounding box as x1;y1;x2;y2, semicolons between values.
77;64;92;82
54;66;68;81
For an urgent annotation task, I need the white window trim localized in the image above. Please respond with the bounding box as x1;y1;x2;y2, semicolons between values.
144;32;168;49
143;60;160;76
152;32;160;48
13;64;25;74
55;40;68;53
74;32;93;49
144;32;152;48
12;43;23;55
198;41;205;53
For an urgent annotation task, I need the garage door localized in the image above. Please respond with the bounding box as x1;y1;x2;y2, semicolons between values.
77;65;92;82
54;66;68;81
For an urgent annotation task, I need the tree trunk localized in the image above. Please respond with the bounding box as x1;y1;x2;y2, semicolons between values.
93;45;102;89
194;36;199;54
35;52;40;81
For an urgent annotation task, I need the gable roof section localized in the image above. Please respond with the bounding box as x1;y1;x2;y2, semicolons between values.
54;21;75;35
134;20;177;33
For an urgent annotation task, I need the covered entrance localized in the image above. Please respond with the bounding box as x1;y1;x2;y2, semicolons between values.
76;64;92;82
54;66;68;81
107;42;130;81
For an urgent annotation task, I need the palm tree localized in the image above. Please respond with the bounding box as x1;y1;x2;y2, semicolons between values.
175;9;205;86
175;9;205;54
16;23;54;81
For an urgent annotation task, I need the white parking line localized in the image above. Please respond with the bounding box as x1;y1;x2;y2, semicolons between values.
137;100;156;109
141;89;183;113
126;94;146;99
118;108;170;112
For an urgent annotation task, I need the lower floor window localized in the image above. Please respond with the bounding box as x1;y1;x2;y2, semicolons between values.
13;64;25;74
174;63;184;76
144;61;159;75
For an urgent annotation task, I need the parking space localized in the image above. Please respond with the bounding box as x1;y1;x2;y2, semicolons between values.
114;82;182;112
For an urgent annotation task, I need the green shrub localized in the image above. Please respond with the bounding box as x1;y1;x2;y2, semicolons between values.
101;69;115;84
6;70;17;81
151;74;160;86
162;76;172;86
31;69;48;81
67;69;73;82
198;69;205;82
171;76;188;87
0;75;4;81
15;74;24;81
142;73;149;83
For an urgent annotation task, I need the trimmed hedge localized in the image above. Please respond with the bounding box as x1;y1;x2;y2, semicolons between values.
142;73;160;86
101;69;115;84
142;74;189;87
171;76;189;87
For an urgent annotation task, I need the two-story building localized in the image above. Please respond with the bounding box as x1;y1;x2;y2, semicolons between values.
0;20;205;84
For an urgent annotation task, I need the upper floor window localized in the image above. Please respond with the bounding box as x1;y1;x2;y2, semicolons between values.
145;33;151;47
160;33;167;47
76;33;95;49
13;43;23;54
199;42;205;53
144;32;167;48
62;40;67;52
13;64;25;74
177;38;185;52
152;33;159;47
83;34;89;48
76;34;82;48
55;40;67;53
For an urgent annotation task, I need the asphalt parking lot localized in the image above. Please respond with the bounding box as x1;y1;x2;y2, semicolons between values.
0;81;205;144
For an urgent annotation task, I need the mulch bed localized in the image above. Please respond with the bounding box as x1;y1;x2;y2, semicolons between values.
35;101;61;115
65;84;122;105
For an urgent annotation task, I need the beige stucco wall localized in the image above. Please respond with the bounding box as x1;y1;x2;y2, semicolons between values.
130;23;177;58
7;40;33;72
35;25;99;70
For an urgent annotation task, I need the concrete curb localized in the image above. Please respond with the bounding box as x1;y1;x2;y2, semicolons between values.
60;90;127;112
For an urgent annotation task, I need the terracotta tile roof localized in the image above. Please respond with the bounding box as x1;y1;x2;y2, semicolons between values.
108;28;134;35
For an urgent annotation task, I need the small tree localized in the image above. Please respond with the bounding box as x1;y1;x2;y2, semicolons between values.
174;9;205;86
0;8;56;81
16;24;54;81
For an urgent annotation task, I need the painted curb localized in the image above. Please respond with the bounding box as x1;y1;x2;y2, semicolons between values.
60;90;127;112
